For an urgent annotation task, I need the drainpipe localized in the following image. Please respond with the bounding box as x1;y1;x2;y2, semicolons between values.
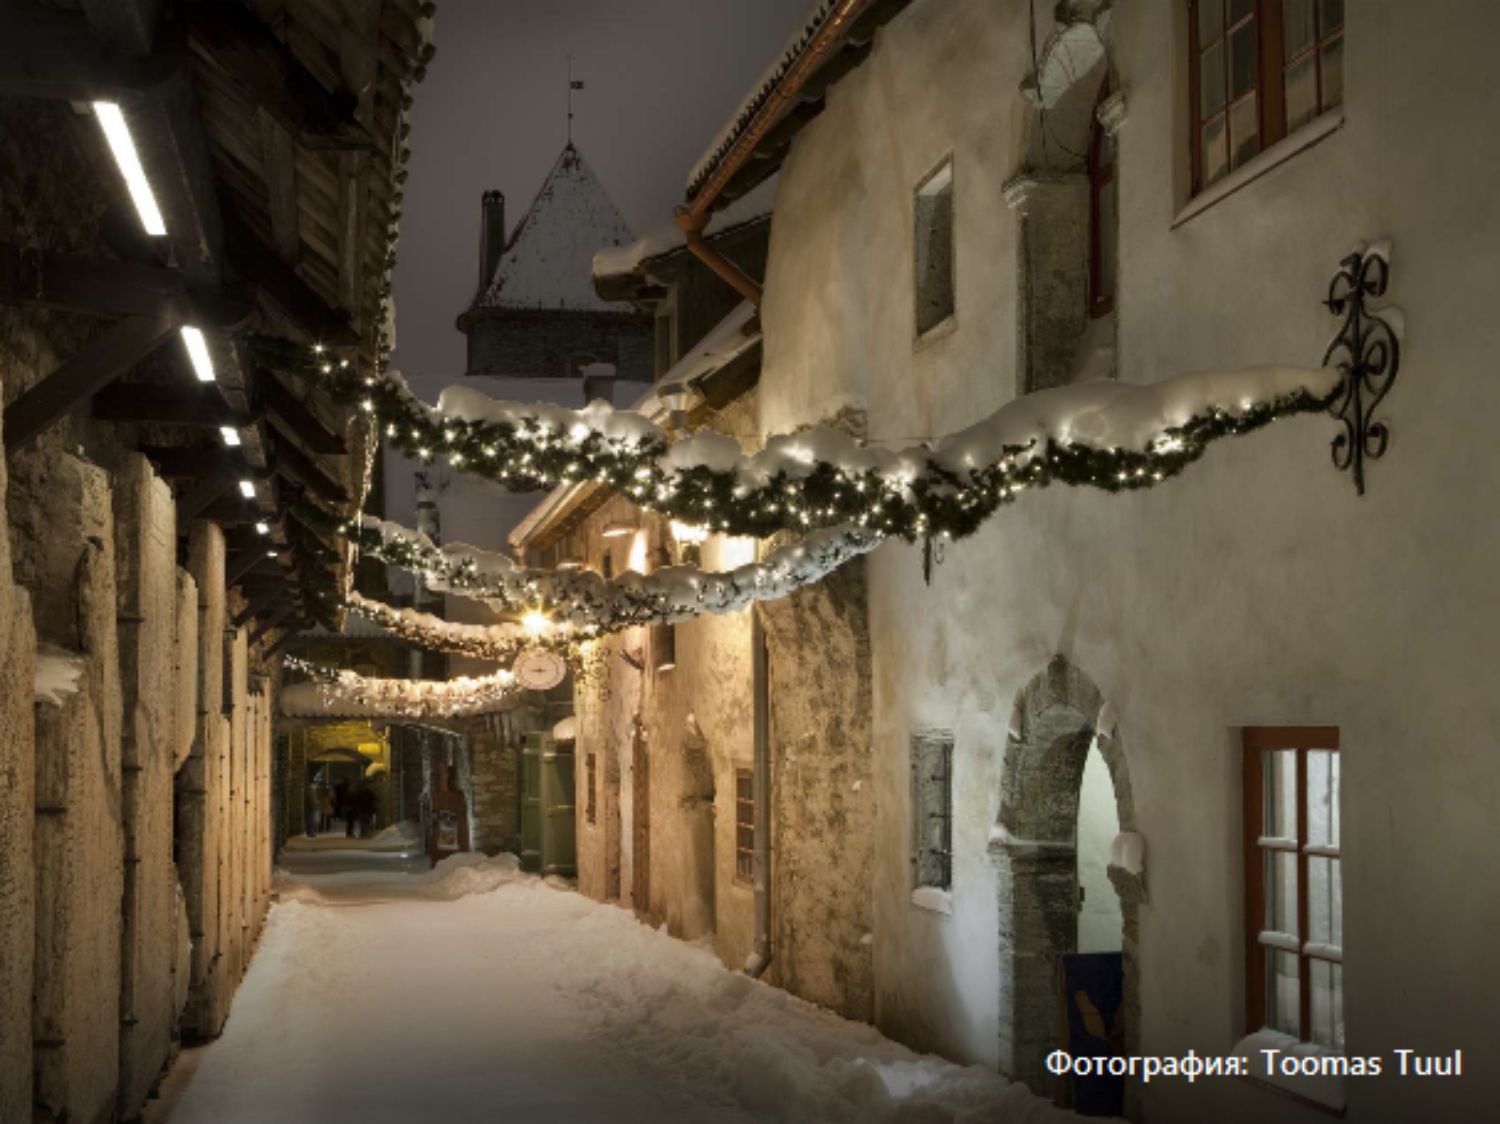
674;211;764;307
745;608;773;977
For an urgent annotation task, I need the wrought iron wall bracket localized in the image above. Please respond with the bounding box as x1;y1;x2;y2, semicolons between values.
1323;243;1400;495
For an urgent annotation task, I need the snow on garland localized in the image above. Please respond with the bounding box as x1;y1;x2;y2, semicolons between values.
244;332;1342;544
345;590;532;661
349;518;883;634
280;660;521;720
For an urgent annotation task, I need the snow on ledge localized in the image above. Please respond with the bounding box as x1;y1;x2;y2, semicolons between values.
593;177;776;281
1108;831;1145;877
35;643;86;706
910;886;953;915
553;716;577;741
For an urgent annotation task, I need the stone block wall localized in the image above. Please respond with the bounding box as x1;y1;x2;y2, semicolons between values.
464;715;522;855
760;557;877;1024
18;452;125;1124
1;99;273;1120
0;377;36;1123
114;454;188;1119
463;305;652;380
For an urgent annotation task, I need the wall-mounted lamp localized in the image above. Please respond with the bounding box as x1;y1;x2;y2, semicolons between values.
658;382;695;431
92;102;166;236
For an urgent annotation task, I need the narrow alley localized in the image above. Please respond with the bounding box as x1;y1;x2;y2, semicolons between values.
155;843;1066;1124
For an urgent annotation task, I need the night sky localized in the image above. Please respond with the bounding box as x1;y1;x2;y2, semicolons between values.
389;0;811;378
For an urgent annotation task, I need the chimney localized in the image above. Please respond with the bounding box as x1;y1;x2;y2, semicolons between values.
478;190;505;291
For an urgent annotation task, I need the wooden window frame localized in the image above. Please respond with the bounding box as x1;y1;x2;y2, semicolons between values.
734;768;754;884
1189;0;1286;195
1087;79;1116;319
1189;1;1347;195
1242;726;1341;1042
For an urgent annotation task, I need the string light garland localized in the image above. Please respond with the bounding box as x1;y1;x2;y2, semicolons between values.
347;516;884;635
243;332;1343;545
345;590;535;661
279;660;521;720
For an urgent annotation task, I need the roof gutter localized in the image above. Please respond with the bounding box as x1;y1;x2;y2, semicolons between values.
674;0;877;307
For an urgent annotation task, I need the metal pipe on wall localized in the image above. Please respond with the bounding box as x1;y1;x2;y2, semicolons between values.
745;607;773;977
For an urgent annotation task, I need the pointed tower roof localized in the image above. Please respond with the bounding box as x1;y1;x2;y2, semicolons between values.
473;143;635;313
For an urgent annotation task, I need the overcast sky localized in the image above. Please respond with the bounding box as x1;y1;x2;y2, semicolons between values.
389;0;810;378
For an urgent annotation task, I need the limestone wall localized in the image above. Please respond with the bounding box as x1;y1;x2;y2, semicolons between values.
114;454;187;1118
0;376;36;1123
0;94;275;1121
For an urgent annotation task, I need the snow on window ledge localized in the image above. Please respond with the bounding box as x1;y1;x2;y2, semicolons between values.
1174;109;1345;230
1233;1029;1348;1112
910;886;953;915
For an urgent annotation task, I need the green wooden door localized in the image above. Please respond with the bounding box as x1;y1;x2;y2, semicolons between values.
540;741;576;877
520;735;543;872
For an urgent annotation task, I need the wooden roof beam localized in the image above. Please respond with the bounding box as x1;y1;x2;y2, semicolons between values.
184;2;373;152
94;384;254;428
253;368;347;455
3;313;182;450
223;209;359;347
269;432;350;506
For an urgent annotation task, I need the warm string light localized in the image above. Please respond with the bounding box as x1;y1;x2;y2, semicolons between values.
243;333;1339;548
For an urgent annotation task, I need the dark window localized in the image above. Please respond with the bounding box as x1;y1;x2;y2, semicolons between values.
914;159;955;337
1189;1;1345;193
1088;80;1117;318
735;769;754;883
586;753;597;824
1243;727;1343;1049
912;730;954;890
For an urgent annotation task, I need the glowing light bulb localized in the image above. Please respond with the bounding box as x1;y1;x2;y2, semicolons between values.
522;610;550;638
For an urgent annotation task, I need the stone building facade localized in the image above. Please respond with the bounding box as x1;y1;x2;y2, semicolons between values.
646;2;1500;1123
522;2;1500;1122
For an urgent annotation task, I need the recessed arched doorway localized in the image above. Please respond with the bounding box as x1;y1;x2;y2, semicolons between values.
992;656;1145;1112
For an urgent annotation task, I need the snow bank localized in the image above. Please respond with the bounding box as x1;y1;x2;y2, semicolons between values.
178;858;1108;1124
274;852;523;904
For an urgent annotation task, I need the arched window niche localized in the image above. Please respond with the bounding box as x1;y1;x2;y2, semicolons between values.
990;655;1146;1112
1006;9;1126;396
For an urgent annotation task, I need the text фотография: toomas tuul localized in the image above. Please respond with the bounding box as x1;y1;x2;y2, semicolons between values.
1045;1046;1465;1085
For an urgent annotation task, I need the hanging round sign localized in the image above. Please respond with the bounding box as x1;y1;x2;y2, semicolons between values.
512;647;566;691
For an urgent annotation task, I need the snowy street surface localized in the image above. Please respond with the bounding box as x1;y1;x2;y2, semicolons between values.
161;845;1101;1123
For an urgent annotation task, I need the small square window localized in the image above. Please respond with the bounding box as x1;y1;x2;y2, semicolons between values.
735;769;755;883
914;159;955;337
912;730;954;890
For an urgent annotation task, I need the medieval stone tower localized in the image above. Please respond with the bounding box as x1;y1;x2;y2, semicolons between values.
457;143;652;381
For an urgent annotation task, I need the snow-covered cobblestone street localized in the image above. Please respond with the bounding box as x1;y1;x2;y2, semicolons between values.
159;851;1092;1123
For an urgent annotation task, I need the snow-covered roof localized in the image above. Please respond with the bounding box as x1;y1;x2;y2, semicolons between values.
657;300;760;392
687;0;840;198
474;144;635;313
593;177;777;283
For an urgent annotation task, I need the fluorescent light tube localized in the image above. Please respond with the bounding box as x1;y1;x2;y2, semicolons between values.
181;327;215;383
92;102;166;236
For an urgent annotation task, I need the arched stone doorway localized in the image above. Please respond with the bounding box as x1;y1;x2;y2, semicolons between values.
991;656;1145;1102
